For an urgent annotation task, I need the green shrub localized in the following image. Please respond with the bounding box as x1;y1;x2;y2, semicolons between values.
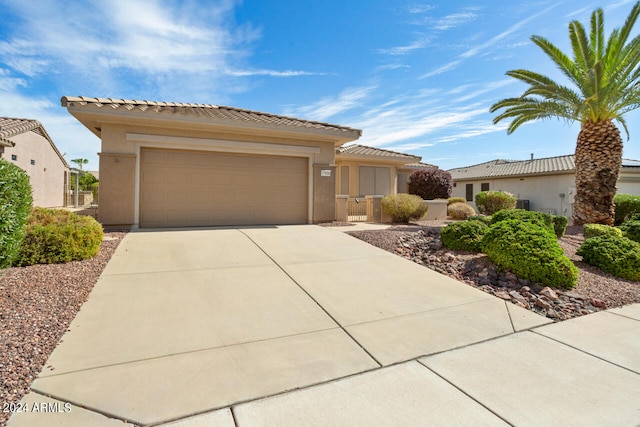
447;202;476;220
447;197;466;205
441;220;488;252
614;194;640;225
90;182;99;202
469;215;492;225
552;215;569;238
618;220;640;243
407;169;453;200
577;236;640;281
475;191;517;215
381;194;428;223
491;209;554;231
481;219;578;289
583;224;623;239
0;159;33;268
15;208;103;266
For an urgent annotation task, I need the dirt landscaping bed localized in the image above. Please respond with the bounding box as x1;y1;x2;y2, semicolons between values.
0;231;127;427
347;220;640;322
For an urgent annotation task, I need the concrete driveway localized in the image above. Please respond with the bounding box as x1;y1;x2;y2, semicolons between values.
9;225;640;426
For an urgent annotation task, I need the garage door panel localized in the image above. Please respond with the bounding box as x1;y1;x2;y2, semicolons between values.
140;148;308;227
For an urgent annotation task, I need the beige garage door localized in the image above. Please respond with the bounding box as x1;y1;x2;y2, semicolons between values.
140;148;308;227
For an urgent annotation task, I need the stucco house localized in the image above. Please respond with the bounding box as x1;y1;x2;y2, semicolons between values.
0;117;70;207
61;96;362;228
449;154;640;218
335;144;437;197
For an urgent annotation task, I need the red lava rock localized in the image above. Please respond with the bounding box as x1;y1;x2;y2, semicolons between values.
540;287;559;300
591;298;607;308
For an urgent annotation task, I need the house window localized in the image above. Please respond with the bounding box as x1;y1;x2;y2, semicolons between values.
359;166;390;196
466;183;473;202
11;154;17;161
481;182;489;191
397;173;408;194
30;159;36;165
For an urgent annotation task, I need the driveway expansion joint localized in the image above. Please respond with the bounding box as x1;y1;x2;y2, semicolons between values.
238;229;384;367
530;329;640;376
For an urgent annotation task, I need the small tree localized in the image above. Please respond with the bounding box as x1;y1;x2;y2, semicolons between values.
71;158;88;170
407;169;452;200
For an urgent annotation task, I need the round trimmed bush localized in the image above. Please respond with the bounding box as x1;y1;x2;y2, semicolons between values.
447;202;476;220
447;197;466;205
552;215;569;238
440;220;487;252
614;194;640;225
583;224;623;239
0;159;33;268
491;209;553;231
381;194;428;223
577;236;640;281
407;169;453;200
469;215;492;225
475;191;516;215
618;220;640;243
481;219;578;289
15;208;104;266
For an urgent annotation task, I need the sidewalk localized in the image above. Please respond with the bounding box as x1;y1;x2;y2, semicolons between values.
7;225;640;426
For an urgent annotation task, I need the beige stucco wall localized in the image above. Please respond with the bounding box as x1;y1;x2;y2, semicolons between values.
97;123;338;227
617;168;640;195
0;132;68;207
451;173;576;217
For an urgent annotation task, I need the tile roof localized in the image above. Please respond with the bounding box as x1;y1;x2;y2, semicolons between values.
449;155;576;180
0;117;42;139
0;117;68;166
402;162;438;169
61;96;362;137
336;144;421;161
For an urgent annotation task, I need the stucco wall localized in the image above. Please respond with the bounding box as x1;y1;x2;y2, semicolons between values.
98;123;338;227
0;131;68;207
451;174;576;217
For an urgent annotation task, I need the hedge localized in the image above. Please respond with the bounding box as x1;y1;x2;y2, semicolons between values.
475;191;516;215
583;224;623;239
440;220;487;252
447;202;476;220
0;159;33;268
381;194;428;223
407;169;453;200
577;236;640;281
481;219;577;289
15;208;103;266
614;194;640;225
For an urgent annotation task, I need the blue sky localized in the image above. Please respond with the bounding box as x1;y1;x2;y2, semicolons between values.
0;0;638;171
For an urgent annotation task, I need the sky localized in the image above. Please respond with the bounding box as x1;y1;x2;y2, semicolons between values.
0;0;639;172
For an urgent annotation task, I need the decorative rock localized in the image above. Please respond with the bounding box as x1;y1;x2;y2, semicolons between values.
591;298;607;308
540;287;559;300
535;298;552;310
509;291;527;305
495;291;512;300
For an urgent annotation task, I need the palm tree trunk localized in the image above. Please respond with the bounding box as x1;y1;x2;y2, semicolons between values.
573;119;623;226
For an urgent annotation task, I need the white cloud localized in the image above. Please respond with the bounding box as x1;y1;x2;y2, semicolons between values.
377;38;430;55
433;12;479;30
284;85;376;121
420;60;461;79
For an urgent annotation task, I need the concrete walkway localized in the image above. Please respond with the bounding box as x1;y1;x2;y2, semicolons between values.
8;225;640;426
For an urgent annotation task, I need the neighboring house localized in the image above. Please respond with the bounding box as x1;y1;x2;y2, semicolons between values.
0;117;70;207
61;96;362;228
449;154;640;218
335;144;437;197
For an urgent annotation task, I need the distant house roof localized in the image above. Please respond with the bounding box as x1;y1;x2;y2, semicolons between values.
0;117;69;167
402;161;438;169
61;96;362;143
449;154;640;180
336;144;422;162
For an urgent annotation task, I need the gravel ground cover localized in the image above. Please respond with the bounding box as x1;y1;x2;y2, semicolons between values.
347;220;640;321
0;232;126;427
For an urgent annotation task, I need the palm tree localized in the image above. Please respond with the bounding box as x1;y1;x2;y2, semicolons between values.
491;2;640;226
71;158;88;171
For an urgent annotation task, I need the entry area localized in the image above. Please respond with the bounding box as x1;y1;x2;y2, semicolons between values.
139;148;308;227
